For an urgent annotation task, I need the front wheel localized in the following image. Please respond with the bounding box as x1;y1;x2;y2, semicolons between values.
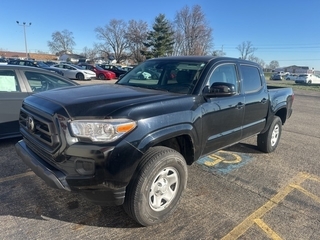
257;116;282;153
98;73;106;80
76;73;84;80
123;146;188;226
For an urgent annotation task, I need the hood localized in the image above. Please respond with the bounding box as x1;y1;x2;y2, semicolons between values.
28;83;195;120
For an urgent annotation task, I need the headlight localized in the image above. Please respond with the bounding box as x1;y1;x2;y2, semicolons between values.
69;119;136;142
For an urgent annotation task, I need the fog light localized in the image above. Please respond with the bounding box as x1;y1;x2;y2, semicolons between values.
75;159;95;175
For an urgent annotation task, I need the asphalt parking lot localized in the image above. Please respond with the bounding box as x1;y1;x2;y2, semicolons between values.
1;81;320;240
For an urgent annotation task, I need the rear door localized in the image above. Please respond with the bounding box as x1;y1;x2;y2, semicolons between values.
0;69;29;139
239;64;269;139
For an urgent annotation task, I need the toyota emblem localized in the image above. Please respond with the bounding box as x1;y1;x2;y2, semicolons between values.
26;116;35;132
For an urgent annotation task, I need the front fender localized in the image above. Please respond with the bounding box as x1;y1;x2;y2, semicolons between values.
138;123;197;151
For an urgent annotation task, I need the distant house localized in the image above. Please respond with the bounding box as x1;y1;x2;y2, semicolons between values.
274;65;310;74
59;54;87;63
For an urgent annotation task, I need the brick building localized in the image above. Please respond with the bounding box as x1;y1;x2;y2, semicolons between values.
0;51;57;61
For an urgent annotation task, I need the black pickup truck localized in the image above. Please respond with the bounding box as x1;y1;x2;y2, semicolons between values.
15;56;294;226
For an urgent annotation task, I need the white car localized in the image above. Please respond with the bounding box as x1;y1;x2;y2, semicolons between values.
295;74;320;85
51;63;96;80
285;74;298;81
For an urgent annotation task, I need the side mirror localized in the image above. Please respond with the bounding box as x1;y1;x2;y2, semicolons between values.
203;82;236;97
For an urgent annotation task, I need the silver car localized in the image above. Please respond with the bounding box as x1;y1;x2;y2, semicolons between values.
0;65;78;139
51;63;96;80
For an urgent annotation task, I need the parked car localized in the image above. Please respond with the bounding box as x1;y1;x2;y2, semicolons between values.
0;58;8;65
295;74;320;85
43;61;58;66
285;74;298;81
97;64;127;77
270;73;282;80
121;66;134;72
78;63;116;80
15;56;294;226
0;65;78;140
278;71;290;76
8;59;64;76
51;63;96;80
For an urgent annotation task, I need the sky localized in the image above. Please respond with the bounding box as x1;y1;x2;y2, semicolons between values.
1;0;319;69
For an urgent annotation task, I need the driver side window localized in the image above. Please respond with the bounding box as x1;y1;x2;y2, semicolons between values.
208;64;239;93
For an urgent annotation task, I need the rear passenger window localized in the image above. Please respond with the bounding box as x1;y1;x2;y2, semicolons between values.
0;70;20;92
240;65;262;93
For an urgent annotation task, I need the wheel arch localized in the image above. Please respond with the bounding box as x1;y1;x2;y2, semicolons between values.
261;105;287;134
76;72;84;78
274;107;287;125
137;124;197;165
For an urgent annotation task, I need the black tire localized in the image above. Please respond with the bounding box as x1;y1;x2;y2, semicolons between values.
257;116;282;153
98;73;106;80
76;73;85;80
307;80;312;85
123;146;188;226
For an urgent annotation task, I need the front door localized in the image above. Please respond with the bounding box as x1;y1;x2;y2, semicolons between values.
201;63;245;155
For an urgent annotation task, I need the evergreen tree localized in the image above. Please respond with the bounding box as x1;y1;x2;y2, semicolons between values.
141;14;174;59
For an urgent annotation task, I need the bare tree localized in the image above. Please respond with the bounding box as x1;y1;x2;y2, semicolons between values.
95;19;129;63
81;47;98;61
236;41;257;60
248;55;265;68
212;50;226;57
174;5;213;55
268;60;280;70
125;20;148;63
171;29;185;56
93;43;112;61
47;30;75;54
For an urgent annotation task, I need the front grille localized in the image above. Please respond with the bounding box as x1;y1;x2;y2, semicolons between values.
19;104;62;155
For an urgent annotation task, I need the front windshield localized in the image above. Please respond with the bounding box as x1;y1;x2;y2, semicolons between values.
116;59;207;94
70;64;83;69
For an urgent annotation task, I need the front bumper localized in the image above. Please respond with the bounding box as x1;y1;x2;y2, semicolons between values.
16;140;71;191
84;73;96;80
295;80;306;84
15;140;126;205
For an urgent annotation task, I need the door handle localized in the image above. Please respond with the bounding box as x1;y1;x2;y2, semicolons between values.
261;98;267;104
236;102;244;109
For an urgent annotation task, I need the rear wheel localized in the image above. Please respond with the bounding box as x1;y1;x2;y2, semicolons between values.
123;146;188;226
307;80;312;85
257;116;282;153
98;73;106;80
76;73;84;80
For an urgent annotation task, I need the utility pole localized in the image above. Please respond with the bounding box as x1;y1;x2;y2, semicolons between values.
16;21;32;59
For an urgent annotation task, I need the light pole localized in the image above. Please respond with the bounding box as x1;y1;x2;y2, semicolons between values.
16;21;32;59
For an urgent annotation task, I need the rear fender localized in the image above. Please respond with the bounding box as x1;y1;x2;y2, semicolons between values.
261;102;287;134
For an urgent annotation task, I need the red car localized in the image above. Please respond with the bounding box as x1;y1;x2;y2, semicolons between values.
78;64;116;80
